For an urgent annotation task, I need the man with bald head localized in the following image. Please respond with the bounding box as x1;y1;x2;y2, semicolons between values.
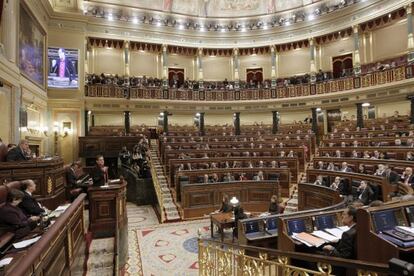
400;167;414;188
6;139;31;162
19;179;47;216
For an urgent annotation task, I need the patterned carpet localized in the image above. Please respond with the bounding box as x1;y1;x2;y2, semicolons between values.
125;204;210;276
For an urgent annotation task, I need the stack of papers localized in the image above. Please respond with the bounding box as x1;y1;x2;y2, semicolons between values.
311;230;340;243
397;226;414;235
55;204;70;212
290;226;350;247
0;257;13;267
325;226;350;239
13;236;41;249
292;232;325;247
49;203;71;218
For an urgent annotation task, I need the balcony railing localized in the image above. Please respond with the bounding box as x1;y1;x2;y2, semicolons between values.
85;65;413;101
198;239;390;276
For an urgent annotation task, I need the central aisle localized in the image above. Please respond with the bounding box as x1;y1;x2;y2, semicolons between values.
125;203;210;276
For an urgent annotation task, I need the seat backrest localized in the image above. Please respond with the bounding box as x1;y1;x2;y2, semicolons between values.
0;143;7;162
0;181;22;206
244;221;260;234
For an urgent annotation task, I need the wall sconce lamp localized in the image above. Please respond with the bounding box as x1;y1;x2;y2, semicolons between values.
53;122;72;138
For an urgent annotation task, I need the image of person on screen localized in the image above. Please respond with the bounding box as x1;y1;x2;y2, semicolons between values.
51;48;76;85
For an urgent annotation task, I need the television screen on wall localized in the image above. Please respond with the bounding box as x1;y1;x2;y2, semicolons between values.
47;47;79;89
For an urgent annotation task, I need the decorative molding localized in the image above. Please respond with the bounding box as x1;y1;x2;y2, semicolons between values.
46;0;411;48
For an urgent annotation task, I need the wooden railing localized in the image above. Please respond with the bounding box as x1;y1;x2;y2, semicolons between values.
4;194;87;275
85;65;413;101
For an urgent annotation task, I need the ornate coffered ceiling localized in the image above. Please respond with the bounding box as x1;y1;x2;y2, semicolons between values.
47;0;411;48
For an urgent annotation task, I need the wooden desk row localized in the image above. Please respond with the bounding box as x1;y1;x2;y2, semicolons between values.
2;194;87;275
306;169;391;201
168;156;299;185
312;157;413;175
78;136;147;159
182;180;279;219
325;129;410;139
159;136;315;155
321;137;414;147
177;167;290;198
0;158;65;209
159;133;315;143
163;147;307;170
318;146;411;160
277;200;414;264
235;184;346;248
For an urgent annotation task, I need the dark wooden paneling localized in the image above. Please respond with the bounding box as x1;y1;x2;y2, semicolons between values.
181;181;279;219
0;158;65;209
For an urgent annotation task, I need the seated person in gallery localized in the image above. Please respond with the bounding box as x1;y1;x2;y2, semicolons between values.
268;195;281;215
356;181;374;206
6;139;31;162
19;179;47;216
90;154;109;187
253;171;264;181
313;175;327;187
0;189;40;239
223;172;235;182
218;195;232;213
399;167;414;188
118;146;131;166
322;207;357;259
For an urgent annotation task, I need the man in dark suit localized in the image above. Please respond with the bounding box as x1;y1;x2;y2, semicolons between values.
51;48;76;83
6;139;30;162
356;181;374;205
18;179;46;216
399;167;414;188
90;154;108;186
340;162;352;173
0;189;40;239
323;206;357;259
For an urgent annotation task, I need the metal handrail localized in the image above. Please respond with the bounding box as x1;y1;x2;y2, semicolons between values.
149;157;166;223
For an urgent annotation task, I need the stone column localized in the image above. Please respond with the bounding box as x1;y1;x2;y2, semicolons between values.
272;111;279;134
84;110;90;136
1;0;17;62
311;107;319;144
163;111;169;134
309;38;317;83
197;48;204;90
124;111;130;134
199;112;205;136
84;39;89;75
270;46;277;87
233;112;241;135
162;44;168;88
353;25;361;75
356;103;364;129
124;40;130;77
12;85;21;143
407;4;414;63
233;48;240;89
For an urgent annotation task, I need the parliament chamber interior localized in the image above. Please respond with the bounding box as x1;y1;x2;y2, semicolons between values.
2;0;414;275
